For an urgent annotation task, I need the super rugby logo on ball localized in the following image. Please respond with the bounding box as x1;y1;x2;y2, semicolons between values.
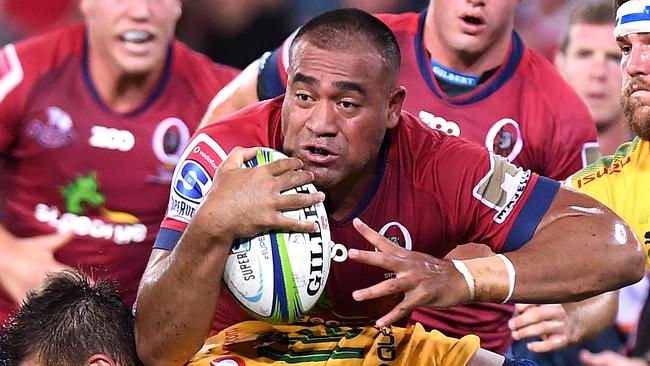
223;148;331;324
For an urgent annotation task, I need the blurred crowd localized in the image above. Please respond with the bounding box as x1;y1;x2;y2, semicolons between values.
0;0;590;68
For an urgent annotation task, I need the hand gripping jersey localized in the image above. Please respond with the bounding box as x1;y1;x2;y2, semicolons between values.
0;23;238;325
255;12;599;351
188;321;480;366
157;97;560;340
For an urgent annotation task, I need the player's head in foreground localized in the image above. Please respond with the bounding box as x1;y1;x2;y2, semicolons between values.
281;8;406;199
614;0;650;140
0;271;141;366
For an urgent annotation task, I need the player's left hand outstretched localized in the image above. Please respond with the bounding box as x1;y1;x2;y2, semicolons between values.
348;218;471;327
509;303;573;353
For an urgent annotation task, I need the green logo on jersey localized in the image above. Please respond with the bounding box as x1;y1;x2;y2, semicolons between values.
61;172;105;215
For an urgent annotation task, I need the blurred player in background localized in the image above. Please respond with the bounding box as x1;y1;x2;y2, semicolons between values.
195;0;604;354
0;0;238;327
555;0;631;156
135;9;643;365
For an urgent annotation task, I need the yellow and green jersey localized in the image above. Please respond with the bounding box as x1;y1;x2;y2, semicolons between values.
567;137;650;269
189;321;480;366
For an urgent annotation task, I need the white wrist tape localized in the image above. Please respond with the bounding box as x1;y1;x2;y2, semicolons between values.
452;259;475;301
496;254;516;304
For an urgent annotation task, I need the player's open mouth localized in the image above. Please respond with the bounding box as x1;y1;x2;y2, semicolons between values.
309;147;331;156
302;145;337;164
462;15;484;25
119;31;155;44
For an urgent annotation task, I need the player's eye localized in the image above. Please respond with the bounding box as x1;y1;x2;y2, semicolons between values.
619;44;631;56
296;93;313;102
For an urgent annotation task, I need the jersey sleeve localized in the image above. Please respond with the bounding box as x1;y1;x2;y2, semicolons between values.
257;31;296;100
433;137;560;253
154;132;231;250
0;43;27;153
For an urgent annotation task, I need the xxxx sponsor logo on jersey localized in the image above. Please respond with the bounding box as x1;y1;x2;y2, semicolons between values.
473;154;531;224
168;133;228;223
418;110;461;136
89;125;135;152
34;172;146;245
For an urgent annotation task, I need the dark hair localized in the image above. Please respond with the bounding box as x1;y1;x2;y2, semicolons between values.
560;0;616;53
0;271;141;366
615;0;628;8
289;8;401;83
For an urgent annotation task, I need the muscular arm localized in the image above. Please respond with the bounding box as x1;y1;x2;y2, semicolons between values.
505;187;643;302
135;148;324;366
198;59;261;129
349;187;644;326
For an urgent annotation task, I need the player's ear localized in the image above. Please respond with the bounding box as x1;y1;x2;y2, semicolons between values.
387;86;406;130
85;354;118;366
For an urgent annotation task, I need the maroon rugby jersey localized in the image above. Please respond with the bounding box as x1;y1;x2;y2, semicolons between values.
156;97;560;337
255;12;599;351
0;22;238;325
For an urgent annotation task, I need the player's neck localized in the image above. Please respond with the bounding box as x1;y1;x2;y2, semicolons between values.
423;13;511;76
87;52;166;114
324;157;379;222
597;116;632;155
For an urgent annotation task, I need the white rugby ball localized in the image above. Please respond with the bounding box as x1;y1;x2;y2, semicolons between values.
223;147;331;324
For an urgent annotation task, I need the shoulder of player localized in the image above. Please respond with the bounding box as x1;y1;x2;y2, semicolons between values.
199;97;281;138
1;23;84;105
12;22;84;64
568;137;643;189
170;40;240;91
517;48;594;128
374;12;420;35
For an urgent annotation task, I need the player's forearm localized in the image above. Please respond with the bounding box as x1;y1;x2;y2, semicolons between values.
506;189;643;303
563;291;618;344
198;59;261;129
135;228;233;366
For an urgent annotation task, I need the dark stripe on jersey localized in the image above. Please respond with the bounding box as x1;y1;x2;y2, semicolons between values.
258;346;365;362
153;227;183;250
332;131;390;225
258;49;286;100
415;11;525;105
82;34;173;117
502;176;559;252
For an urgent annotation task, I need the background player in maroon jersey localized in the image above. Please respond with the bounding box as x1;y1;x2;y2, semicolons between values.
0;0;238;327
134;9;643;365
191;0;606;354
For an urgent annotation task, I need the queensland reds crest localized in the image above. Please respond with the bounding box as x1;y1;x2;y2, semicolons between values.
148;117;190;184
485;118;523;162
378;222;412;251
210;356;246;366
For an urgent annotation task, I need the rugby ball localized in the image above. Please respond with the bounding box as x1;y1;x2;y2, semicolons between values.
223;147;331;324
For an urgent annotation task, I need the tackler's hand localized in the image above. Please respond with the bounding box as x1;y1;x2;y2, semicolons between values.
348;218;471;327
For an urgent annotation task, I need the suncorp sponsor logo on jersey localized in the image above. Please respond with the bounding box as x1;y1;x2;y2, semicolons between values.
473;154;531;224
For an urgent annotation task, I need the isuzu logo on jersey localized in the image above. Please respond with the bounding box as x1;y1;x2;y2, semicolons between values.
167;133;228;223
473;154;531;224
89;125;135;151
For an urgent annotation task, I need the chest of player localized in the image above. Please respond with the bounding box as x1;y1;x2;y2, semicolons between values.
10;67;201;220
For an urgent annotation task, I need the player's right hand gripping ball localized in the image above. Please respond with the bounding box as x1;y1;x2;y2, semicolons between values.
223;147;332;323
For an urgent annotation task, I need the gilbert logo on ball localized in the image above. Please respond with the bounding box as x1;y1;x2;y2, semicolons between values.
223;147;331;324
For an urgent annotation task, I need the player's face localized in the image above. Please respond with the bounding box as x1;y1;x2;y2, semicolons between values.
619;32;650;140
429;0;518;56
81;0;181;75
556;23;622;128
282;39;404;193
